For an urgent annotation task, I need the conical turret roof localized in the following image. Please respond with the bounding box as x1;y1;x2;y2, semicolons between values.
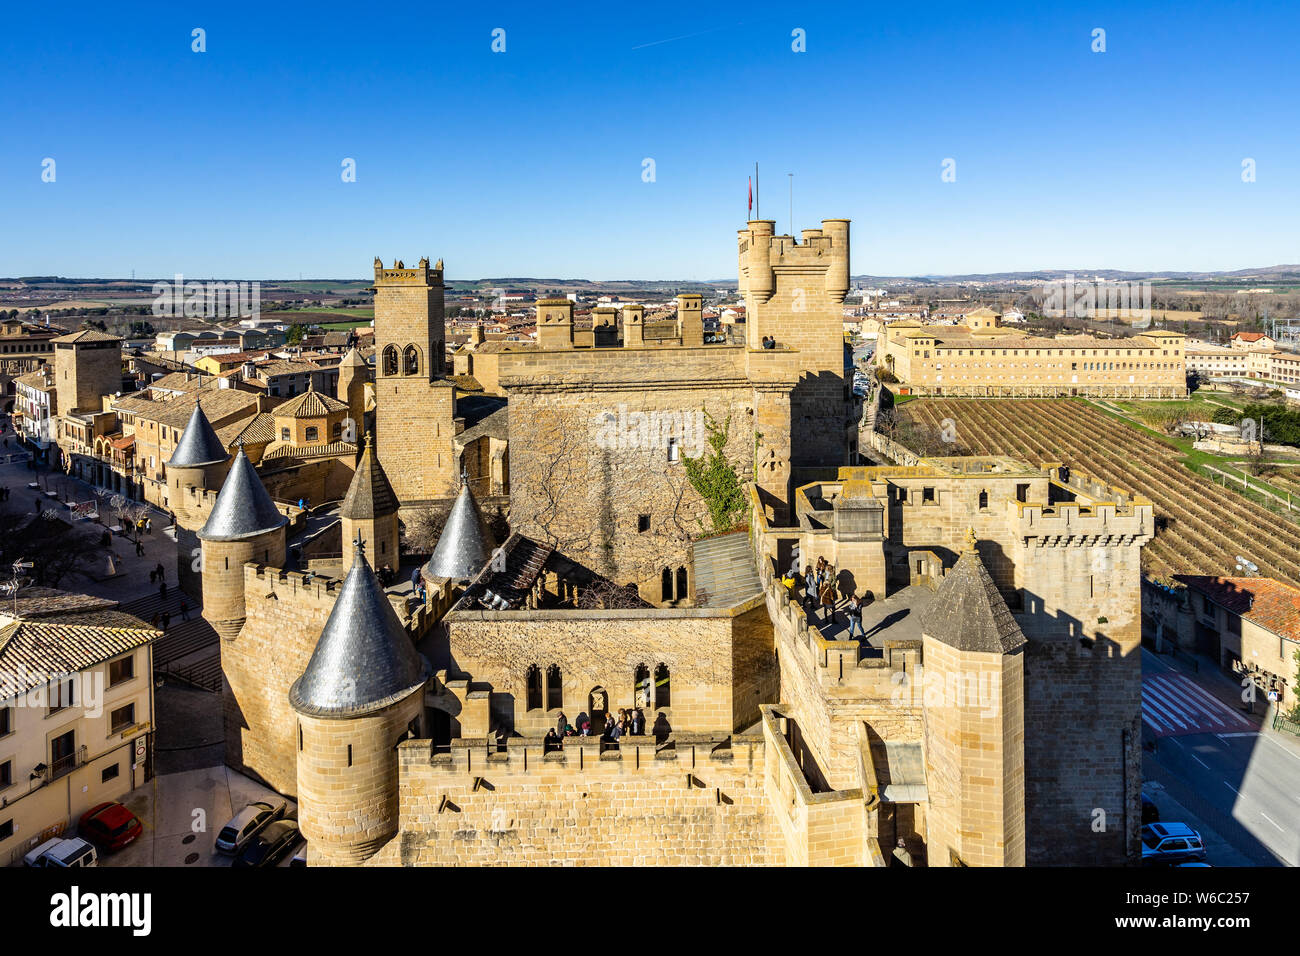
197;445;288;541
289;537;429;717
166;401;229;468
423;473;497;581
918;532;1026;655
339;435;399;520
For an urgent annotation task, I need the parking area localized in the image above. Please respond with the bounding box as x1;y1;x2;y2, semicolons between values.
103;765;297;867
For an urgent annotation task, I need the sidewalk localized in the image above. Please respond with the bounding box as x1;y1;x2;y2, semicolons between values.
0;427;181;607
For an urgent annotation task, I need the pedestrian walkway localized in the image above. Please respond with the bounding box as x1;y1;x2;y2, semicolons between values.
1142;672;1256;737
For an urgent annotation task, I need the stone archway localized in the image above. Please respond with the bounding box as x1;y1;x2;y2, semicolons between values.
588;686;608;736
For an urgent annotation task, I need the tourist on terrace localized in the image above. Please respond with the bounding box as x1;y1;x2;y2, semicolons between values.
846;594;865;640
631;708;645;736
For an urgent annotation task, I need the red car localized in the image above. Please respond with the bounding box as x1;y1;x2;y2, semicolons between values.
78;802;142;851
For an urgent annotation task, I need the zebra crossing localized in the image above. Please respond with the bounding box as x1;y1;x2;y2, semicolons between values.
1141;672;1256;737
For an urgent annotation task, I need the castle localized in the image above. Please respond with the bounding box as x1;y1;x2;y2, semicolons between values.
163;218;1152;866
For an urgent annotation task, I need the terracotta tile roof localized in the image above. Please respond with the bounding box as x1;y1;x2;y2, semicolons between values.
218;411;276;447
261;440;357;461
273;388;349;419
1233;332;1268;342
149;371;207;392
14;370;54;390
255;359;319;377
4;588;118;620
49;329;121;344
1175;575;1300;642
0;616;159;693
125;387;261;429
109;434;135;451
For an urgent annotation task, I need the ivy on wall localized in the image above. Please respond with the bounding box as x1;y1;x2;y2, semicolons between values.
683;411;746;535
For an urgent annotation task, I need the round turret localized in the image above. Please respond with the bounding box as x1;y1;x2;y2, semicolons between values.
197;444;288;639
291;536;430;865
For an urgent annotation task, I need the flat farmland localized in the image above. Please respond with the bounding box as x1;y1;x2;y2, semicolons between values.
894;398;1300;584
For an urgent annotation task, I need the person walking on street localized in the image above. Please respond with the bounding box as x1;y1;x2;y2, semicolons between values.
179;599;189;622
160;611;170;631
159;580;167;600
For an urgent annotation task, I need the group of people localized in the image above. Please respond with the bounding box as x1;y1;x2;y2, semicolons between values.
759;335;778;349
544;708;647;750
783;554;867;638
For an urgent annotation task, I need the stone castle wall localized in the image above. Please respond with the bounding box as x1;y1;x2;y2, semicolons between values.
499;362;757;588
443;600;777;736
375;734;781;866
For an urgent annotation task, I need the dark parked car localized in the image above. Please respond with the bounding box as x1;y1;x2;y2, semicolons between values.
233;819;301;868
1141;822;1206;866
78;802;143;852
1141;793;1160;824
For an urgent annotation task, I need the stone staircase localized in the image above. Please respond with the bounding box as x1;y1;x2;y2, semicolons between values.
121;590;221;692
691;532;762;608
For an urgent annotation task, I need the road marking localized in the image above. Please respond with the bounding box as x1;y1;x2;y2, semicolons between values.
1224;782;1239;795
1216;732;1259;739
1260;812;1284;831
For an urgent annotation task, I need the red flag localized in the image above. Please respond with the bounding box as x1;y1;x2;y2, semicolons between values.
748;176;753;214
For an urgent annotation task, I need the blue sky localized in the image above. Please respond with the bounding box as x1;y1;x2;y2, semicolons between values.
1;0;1296;280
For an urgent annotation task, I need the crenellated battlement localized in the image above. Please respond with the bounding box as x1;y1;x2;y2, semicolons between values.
1016;498;1154;545
399;732;762;777
372;256;443;286
737;218;850;305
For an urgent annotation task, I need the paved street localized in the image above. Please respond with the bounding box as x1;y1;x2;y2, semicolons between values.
1142;646;1300;866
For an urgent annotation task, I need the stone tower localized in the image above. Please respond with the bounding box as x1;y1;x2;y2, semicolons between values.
165;401;232;598
372;257;458;505
737;219;851;508
535;299;574;350
336;347;369;441
197;443;289;640
291;535;430;866
339;434;400;573
1013;492;1154;865
675;294;704;347
919;535;1026;867
52;329;122;415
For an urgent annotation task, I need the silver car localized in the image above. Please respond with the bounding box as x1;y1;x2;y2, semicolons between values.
215;800;286;855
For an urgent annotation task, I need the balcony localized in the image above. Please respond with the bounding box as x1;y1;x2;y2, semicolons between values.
46;745;88;781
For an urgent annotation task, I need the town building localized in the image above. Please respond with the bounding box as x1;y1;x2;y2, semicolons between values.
879;309;1187;397
0;589;159;866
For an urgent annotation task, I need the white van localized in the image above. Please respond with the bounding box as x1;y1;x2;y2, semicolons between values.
23;837;98;868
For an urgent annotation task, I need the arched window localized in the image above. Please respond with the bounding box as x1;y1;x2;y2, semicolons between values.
525;665;542;711
654;663;671;709
546;665;563;711
661;568;672;602
675;566;688;601
304;426;319;442
404;345;420;376
978;489;988;510
634;663;652;708
382;345;398;377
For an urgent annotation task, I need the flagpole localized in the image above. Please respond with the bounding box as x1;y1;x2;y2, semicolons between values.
755;162;760;221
